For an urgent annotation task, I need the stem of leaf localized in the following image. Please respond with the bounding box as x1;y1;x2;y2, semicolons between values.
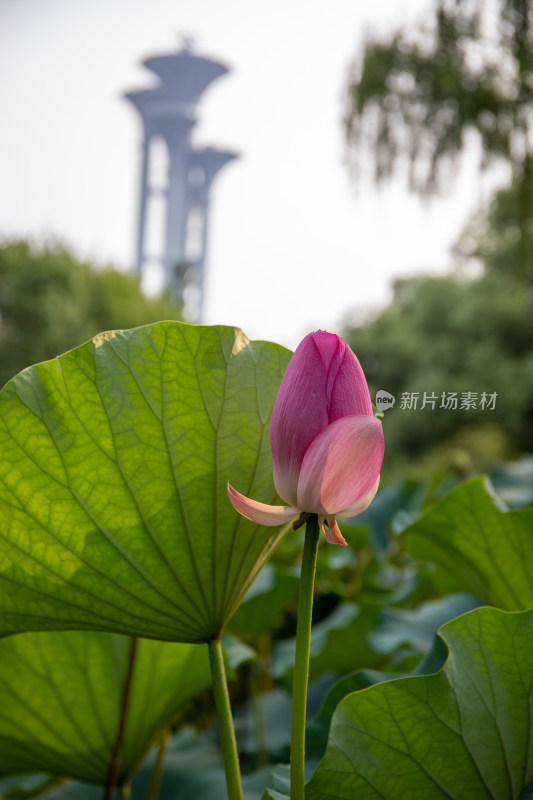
290;514;320;800
250;662;268;768
103;637;138;800
146;727;170;800
208;635;244;800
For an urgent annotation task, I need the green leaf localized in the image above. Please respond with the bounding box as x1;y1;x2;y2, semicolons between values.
368;592;480;654
235;688;292;760
307;606;533;799
489;455;533;508
0;629;212;784
519;780;533;800
305;628;449;762
342;479;425;555
132;728;280;800
273;602;382;684
228;564;300;638
131;729;227;800
0;775;62;800
0;322;291;641
9;782;106;799
405;477;533;610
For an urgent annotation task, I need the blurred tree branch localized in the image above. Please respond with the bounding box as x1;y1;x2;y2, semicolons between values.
346;0;532;283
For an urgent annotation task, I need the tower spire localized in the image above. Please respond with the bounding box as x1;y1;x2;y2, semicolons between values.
124;41;237;321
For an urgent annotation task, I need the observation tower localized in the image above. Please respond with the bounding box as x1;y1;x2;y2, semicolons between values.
124;40;237;321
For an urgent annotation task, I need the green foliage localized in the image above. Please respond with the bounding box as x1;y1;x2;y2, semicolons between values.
307;606;533;799
346;0;533;195
406;476;533;608
0;631;211;784
0;322;291;642
344;271;533;465
0;240;182;387
228;564;300;639
0;455;530;798
0;320;531;798
304;636;449;766
272;602;383;686
455;163;533;286
342;1;533;468
489;454;533;507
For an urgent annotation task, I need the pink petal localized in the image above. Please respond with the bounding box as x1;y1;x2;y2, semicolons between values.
270;334;330;505
296;415;384;515
324;335;374;422
270;332;372;506
227;483;300;527
337;475;380;518
319;515;348;546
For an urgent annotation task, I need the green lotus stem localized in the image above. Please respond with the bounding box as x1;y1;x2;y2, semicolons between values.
208;635;244;800
146;727;170;800
290;514;320;800
103;637;138;800
251;663;268;768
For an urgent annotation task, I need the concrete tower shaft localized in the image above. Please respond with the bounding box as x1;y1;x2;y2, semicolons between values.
124;42;237;320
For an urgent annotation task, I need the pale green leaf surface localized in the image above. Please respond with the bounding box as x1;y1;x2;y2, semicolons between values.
368;592;480;654
405;477;533;610
0;322;291;641
307;606;533;799
0;629;212;784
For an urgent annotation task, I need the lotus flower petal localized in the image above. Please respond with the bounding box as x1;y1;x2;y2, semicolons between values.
227;483;300;527
296;415;384;516
337;475;380;518
316;332;374;423
320;515;348;546
228;331;383;546
270;332;373;506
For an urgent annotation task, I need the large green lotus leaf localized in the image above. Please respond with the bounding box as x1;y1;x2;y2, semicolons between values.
405;476;533;610
307;606;533;799
0;322;291;641
0;629;212;784
305;625;448;763
305;595;478;762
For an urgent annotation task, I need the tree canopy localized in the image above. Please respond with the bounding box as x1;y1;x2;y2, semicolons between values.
342;0;533;470
0;239;182;387
344;271;533;472
346;0;532;193
346;0;533;283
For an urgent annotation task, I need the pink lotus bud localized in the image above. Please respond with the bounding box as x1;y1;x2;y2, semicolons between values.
228;331;384;545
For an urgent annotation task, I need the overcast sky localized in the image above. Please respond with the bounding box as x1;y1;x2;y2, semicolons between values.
0;0;498;350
